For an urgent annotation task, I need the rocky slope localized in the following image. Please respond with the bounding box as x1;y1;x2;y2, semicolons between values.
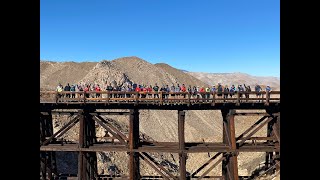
187;72;280;90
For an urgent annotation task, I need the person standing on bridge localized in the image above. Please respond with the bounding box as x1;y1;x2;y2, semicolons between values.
265;85;272;99
223;85;229;101
95;84;101;98
229;85;235;98
244;84;251;102
165;85;170;99
170;84;175;99
147;85;153;99
153;83;159;98
56;83;63;101
192;86;197;100
175;84;181;99
64;83;71;99
217;83;223;99
205;86;211;101
70;84;76;98
181;84;187;99
255;84;262;102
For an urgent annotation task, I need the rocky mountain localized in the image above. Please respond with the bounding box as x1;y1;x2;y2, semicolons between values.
187;72;280;90
40;61;96;90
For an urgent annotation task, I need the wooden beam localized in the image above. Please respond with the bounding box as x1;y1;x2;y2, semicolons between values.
41;115;79;146
178;110;186;180
238;117;273;147
191;152;222;177
198;156;225;179
94;115;129;141
129;109;140;180
92;116;127;144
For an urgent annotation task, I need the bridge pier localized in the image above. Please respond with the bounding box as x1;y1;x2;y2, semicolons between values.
274;116;280;172
40;112;57;180
222;109;239;180
129;109;140;180
265;110;280;174
78;109;97;180
265;118;274;172
178;110;187;180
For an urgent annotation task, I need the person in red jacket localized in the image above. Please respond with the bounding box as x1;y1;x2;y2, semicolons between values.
135;85;141;98
181;84;187;98
142;85;147;98
200;86;205;100
95;84;101;98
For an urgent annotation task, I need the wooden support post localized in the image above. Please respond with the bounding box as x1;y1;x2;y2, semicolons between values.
40;111;57;179
222;109;239;180
178;110;186;180
265;91;270;106
236;92;240;106
129;109;140;180
40;153;46;180
86;113;97;179
78;109;85;180
265;115;277;174
211;92;216;106
78;109;97;180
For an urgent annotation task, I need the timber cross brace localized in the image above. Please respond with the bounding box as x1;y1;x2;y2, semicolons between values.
40;103;280;180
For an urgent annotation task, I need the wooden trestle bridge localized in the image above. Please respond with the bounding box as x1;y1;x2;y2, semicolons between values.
40;91;280;180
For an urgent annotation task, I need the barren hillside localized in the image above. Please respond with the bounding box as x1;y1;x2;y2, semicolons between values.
40;61;96;90
187;72;280;90
154;63;208;87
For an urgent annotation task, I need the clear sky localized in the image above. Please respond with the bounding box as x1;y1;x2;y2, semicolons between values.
40;0;280;77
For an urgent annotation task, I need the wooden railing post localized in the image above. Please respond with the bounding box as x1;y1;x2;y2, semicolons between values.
265;91;270;106
160;91;163;106
236;92;240;106
106;91;110;104
83;92;86;103
211;92;216;106
134;92;138;106
55;92;58;103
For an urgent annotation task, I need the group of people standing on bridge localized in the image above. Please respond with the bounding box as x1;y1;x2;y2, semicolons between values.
56;81;272;100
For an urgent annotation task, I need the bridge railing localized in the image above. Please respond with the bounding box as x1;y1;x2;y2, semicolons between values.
40;91;280;106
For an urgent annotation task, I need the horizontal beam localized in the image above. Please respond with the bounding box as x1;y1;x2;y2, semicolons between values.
42;111;131;116
40;142;279;153
55;174;225;179
234;113;273;116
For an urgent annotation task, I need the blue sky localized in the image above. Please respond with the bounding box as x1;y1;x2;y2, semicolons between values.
40;0;280;77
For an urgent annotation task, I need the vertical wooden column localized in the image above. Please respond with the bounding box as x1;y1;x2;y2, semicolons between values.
78;109;85;180
86;112;98;179
265;119;274;171
40;153;46;180
40;111;57;180
221;109;239;180
78;109;98;180
129;109;140;180
274;116;280;172
178;110;186;180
